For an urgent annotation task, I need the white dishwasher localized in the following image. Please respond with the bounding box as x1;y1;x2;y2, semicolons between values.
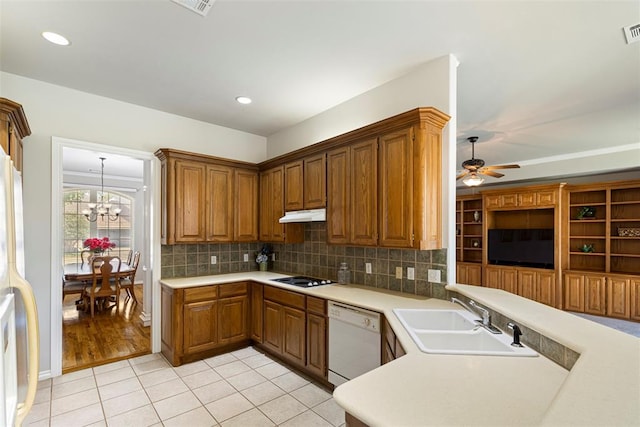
328;301;381;387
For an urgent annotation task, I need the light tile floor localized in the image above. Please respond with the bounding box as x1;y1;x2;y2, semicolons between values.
25;347;345;427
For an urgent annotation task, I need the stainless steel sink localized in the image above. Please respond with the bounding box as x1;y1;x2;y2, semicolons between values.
393;308;537;357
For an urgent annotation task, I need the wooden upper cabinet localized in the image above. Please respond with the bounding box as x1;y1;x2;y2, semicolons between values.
175;160;207;242
0;98;31;175
260;166;285;241
483;185;561;210
285;155;326;211
327;146;350;245
155;149;260;244
206;164;234;242
304;153;326;209
284;160;304;211
260;166;303;243
350;138;378;246
379;128;413;248
235;169;259;241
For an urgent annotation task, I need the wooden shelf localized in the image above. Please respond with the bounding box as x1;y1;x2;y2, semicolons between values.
570;219;606;223
569;252;605;256
570;235;606;239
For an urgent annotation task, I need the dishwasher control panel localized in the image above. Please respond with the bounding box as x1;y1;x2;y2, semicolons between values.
328;301;380;332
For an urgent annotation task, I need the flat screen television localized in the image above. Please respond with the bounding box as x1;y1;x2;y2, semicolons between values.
488;228;554;269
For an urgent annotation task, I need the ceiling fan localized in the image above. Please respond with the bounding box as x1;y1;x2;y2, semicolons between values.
457;136;520;186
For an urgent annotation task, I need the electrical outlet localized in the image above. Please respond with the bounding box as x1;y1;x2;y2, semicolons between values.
243;253;249;262
365;262;372;274
210;255;217;265
428;269;441;283
395;266;403;279
407;267;415;280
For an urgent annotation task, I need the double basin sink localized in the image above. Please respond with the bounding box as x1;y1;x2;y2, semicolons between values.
393;308;537;357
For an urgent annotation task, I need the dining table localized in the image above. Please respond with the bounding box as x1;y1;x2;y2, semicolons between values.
63;260;134;282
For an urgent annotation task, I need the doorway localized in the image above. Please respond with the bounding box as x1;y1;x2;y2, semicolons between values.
51;137;157;376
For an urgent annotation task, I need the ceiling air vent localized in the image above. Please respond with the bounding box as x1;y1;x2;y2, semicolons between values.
623;23;640;44
171;0;214;17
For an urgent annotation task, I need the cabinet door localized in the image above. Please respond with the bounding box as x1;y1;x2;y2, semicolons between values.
235;169;259;242
502;194;518;207
456;263;467;285
350;138;378;245
630;278;640;321
260;168;285;242
304;153;326;209
206;165;234;242
175;160;206;242
484;266;501;289
502;268;518;294
282;306;306;366
517;269;536;299
518;192;536;207
379;128;413;248
263;301;282;353
584;274;606;315
218;295;249;344
537;190;556;206
564;273;585;312
183;300;218;354
607;276;630;319
250;283;264;342
306;313;326;378
285;160;304;211
536;270;556;307
466;264;483;286
327;146;350;244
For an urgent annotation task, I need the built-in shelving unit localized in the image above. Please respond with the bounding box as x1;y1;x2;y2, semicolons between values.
456;195;483;286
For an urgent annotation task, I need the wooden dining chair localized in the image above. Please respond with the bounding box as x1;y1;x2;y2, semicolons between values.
82;256;121;318
80;250;92;266
125;249;133;265
118;251;140;303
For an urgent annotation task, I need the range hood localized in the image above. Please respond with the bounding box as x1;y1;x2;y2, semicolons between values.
279;208;326;223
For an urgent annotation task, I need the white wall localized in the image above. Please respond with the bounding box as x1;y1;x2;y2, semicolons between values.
0;72;267;374
267;55;455;157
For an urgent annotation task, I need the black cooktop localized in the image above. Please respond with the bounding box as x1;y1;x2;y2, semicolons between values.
273;276;333;288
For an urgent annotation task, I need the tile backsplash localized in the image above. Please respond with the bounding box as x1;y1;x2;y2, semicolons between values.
161;222;447;298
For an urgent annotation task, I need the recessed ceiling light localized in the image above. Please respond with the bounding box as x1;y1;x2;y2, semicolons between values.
42;31;70;46
235;96;252;105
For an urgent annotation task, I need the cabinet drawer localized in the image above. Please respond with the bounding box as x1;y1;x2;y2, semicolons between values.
306;296;326;315
184;285;217;302
264;286;306;309
219;282;248;298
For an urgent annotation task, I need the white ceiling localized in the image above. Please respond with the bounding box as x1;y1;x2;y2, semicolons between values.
2;1;639;184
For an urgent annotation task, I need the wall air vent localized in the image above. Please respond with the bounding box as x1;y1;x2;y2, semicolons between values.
623;23;640;44
171;0;214;17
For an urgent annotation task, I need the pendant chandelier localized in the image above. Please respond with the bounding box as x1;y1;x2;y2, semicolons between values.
82;157;121;222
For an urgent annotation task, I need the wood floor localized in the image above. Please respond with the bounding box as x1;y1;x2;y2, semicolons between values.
62;284;151;374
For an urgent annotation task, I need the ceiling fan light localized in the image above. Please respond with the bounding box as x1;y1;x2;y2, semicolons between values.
463;173;484;187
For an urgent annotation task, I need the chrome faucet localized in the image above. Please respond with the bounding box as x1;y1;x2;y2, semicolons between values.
451;297;502;334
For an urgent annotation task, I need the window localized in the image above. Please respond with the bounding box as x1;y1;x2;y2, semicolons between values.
63;189;133;264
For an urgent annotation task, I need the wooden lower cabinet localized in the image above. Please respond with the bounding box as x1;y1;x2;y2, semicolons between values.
262;286;307;368
564;272;640;320
250;282;264;342
456;262;482;286
584;275;606;315
382;317;405;364
306;297;327;379
607;275;631;319
486;265;558;307
161;282;249;366
631;279;640;321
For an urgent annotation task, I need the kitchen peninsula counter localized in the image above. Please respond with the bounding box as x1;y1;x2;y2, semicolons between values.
159;274;640;426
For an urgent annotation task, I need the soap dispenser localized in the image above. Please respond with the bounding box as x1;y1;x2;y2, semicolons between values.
337;262;351;285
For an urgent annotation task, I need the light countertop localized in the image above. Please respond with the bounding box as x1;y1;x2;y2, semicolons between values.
159;274;640;426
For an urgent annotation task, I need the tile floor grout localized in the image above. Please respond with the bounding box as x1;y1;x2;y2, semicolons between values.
25;346;345;427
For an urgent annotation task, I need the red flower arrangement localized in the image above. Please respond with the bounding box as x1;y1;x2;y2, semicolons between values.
83;237;116;252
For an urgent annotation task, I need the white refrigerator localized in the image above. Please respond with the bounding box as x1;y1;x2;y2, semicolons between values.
0;146;39;426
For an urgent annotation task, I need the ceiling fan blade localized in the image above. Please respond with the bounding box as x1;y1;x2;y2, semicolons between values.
456;170;470;180
483;164;520;170
479;169;504;178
